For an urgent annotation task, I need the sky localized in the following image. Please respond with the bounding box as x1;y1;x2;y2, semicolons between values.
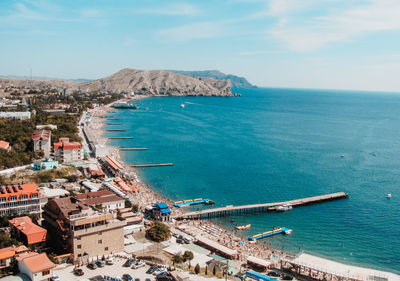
1;0;400;92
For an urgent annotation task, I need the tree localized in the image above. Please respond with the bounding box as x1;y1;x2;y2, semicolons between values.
172;253;184;265
183;250;194;268
195;264;200;274
131;203;139;212
145;221;171;242
213;265;217;276
9;257;18;275
205;266;208;275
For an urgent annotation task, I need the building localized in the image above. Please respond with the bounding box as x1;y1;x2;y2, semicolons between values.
0;183;40;216
76;190;124;210
42;197;126;263
0;140;11;152
53;138;83;164
0;245;29;270
17;252;55;281
0;112;31;120
9;217;47;247
150;203;171;221
32;158;59;171
36;125;57;130
32;130;51;158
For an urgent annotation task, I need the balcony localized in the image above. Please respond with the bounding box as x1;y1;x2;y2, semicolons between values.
72;219;126;236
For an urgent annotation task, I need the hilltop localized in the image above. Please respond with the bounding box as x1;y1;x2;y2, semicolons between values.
168;70;256;88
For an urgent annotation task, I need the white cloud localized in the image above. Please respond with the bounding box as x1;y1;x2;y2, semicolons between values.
267;0;400;51
157;21;224;41
134;3;199;16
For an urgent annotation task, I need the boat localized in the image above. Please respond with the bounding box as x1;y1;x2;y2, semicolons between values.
236;224;251;230
112;102;139;109
387;193;392;199
204;200;215;205
276;204;292;212
180;104;185;108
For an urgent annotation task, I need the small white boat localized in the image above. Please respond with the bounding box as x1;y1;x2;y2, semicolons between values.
276;204;292;212
180;104;185;108
387;193;392;199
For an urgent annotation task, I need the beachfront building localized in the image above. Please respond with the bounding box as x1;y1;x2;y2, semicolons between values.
53;137;83;164
32;158;59;170
0;140;11;152
76;190;124;211
17;252;56;281
42;196;126;263
0;111;31;120
9;216;47;247
101;155;124;177
0;183;41;216
151;203;171;221
32;130;51;158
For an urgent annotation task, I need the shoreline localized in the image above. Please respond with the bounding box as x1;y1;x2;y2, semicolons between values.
90;97;400;280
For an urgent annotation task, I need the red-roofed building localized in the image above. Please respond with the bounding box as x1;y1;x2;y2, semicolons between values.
53;137;83;164
76;190;124;210
0;140;11;152
0;245;29;269
9;216;47;246
0;183;41;216
18;252;55;281
32;130;51;157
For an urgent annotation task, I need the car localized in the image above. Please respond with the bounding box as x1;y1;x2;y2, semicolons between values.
96;260;105;267
74;268;84;276
153;268;167;275
146;265;158;274
145;279;151;281
132;261;146;269
122;274;133;281
156;273;173;281
124;258;135;267
88;262;97;269
107;257;115;265
267;271;281;277
172;233;179;238
51;276;60;281
176;238;185;244
281;274;293;280
134;279;140;281
183;237;192;244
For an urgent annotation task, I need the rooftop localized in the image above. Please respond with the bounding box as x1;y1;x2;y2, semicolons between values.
9;216;47;245
31;130;51;141
47;197;89;219
105;156;124;170
18;252;55;273
81;194;124;206
54;140;82;150
0;183;39;201
0;140;10;150
76;190;114;199
0;247;15;260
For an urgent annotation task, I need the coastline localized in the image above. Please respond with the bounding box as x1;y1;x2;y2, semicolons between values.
90;97;400;280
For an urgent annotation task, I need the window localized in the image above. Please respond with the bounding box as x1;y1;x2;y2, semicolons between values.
98;232;102;235
77;237;81;240
77;245;81;249
105;247;108;251
78;254;82;257
42;269;50;276
98;240;102;244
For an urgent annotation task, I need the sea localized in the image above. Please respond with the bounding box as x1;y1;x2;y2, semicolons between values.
104;88;400;274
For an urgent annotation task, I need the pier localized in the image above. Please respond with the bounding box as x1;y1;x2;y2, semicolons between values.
249;227;292;241
105;123;122;125
173;192;349;220
106;118;120;120
120;148;148;151
105;129;126;132
174;198;214;208
130;163;174;167
107;137;134;139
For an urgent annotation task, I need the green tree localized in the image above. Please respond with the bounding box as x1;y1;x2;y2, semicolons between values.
172;253;184;265
205;266;208;275
195;264;200;274
213;265;217;276
183;250;194;268
9;257;18;275
131;203;139;212
146;221;171;242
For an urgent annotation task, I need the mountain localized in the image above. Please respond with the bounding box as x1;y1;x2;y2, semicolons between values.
168;70;256;88
0;68;233;97
78;68;233;96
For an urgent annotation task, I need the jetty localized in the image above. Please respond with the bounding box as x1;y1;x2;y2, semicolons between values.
105;123;122;125
107;137;134;139
173;192;349;220
105;129;126;132
130;163;174;167
249;227;292;241
106;118;120;120
120;148;148;151
174;198;214;208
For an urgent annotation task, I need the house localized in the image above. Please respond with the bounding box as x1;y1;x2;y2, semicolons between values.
0;140;11;152
76;190;124;210
42;196;126;263
53;138;83;164
0;112;31;120
0;183;41;216
9;217;47;247
151;203;171;221
17;252;55;281
32;158;59;171
0;245;29;270
31;130;51;158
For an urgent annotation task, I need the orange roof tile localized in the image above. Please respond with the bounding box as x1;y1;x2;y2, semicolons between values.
0;140;10;150
9;217;47;245
31;130;51;141
0;247;16;260
0;183;39;201
54;140;82;150
19;252;55;273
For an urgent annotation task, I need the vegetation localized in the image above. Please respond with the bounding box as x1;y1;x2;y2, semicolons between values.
0;213;39;228
183;250;194;268
0;232;18;248
172;253;184;265
195;264;200;274
145;221;171;242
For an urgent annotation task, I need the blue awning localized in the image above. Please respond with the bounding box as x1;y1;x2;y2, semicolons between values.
160;208;171;215
246;271;276;281
154;202;169;209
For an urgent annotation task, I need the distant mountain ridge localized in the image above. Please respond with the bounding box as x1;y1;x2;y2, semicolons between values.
168;70;256;88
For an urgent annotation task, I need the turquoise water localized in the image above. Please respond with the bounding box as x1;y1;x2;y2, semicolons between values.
105;88;400;273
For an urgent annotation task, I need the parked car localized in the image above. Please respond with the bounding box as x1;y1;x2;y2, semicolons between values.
107;257;115;265
172;233;179;238
145;279;151;281
132;261;146;269
146;265;158;274
134;279;140;281
183;237;192;244
124;258;135;267
153;268;167;275
281;274;293;280
74;268;84;276
122;274;133;281
96;260;105;267
176;238;185;244
88;262;97;269
267;271;281;277
51;276;60;281
156;272;173;281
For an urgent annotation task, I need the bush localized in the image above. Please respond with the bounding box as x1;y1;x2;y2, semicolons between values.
145;221;171;242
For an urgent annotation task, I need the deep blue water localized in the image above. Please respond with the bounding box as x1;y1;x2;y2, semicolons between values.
105;88;400;273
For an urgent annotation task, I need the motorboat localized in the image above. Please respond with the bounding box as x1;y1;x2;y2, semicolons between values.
180;104;185;108
387;193;392;199
236;224;251;230
276;204;292;212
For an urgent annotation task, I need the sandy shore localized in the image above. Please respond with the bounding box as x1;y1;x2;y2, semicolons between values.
89;98;400;281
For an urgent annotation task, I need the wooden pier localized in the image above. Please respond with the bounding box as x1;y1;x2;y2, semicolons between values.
173;192;349;220
105;123;122;125
105;129;126;132
130;163;174;167
107;137;134;139
120;148;148;151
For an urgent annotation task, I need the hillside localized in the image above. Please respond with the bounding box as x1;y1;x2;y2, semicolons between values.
168;70;255;88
